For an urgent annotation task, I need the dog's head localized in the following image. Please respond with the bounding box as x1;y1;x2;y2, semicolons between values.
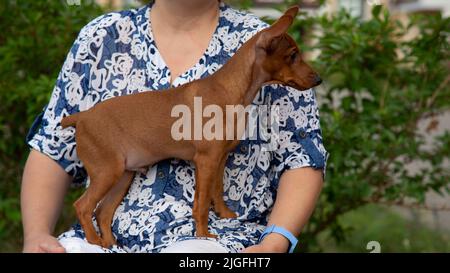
255;6;321;90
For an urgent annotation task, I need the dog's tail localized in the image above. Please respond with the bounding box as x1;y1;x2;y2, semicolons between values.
61;112;82;128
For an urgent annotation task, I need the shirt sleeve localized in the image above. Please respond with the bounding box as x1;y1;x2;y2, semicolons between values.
26;21;99;185
267;84;329;179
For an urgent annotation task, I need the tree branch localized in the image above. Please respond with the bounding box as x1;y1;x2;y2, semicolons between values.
426;74;450;108
367;198;450;211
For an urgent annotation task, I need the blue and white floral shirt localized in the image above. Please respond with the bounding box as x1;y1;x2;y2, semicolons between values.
27;2;328;253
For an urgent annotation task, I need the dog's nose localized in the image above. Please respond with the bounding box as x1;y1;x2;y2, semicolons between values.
314;75;322;85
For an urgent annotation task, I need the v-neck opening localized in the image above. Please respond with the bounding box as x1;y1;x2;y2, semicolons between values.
145;2;224;87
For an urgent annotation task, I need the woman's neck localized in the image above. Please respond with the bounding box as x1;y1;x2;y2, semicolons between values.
151;0;219;32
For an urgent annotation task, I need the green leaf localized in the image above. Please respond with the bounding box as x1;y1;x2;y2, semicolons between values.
372;4;382;19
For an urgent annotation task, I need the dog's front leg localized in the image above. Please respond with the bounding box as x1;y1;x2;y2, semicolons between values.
192;153;218;238
212;154;237;219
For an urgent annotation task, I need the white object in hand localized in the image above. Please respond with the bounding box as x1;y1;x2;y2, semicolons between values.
59;237;106;253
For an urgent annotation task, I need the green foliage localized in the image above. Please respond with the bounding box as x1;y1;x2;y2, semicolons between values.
288;7;450;251
0;0;103;250
319;204;450;252
227;0;253;10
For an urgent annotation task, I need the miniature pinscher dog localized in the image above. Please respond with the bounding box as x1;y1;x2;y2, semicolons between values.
61;6;322;248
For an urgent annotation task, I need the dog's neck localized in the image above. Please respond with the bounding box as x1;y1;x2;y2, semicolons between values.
211;36;271;106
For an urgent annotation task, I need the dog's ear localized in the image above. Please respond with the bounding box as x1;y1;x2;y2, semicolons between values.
284;5;299;18
256;6;298;50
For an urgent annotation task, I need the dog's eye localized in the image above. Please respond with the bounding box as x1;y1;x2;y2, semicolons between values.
289;51;298;62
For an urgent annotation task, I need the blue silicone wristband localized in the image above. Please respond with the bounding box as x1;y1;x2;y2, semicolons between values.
259;224;298;253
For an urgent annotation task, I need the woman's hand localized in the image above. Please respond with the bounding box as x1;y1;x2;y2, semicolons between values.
23;233;66;253
242;233;290;253
243;168;323;253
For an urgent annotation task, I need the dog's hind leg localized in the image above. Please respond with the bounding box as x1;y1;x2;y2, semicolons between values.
212;155;237;219
96;170;135;248
192;153;219;238
74;159;125;247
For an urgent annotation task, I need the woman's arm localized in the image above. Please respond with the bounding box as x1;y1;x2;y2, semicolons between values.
243;167;323;253
21;149;72;253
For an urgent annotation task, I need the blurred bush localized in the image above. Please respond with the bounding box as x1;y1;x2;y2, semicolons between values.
0;0;103;250
318;204;450;252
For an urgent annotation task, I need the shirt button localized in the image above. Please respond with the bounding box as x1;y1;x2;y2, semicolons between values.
299;131;307;138
157;171;165;179
240;146;248;153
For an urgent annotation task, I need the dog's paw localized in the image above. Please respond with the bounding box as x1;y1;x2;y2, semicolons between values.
195;230;218;239
205;233;218;239
217;208;237;219
100;238;117;249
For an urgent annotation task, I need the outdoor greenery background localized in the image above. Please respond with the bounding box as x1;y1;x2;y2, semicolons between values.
0;0;449;252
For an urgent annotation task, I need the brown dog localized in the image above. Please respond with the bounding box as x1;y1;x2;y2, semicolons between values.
61;6;321;248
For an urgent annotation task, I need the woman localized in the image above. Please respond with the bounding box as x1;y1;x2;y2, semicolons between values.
21;0;328;253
